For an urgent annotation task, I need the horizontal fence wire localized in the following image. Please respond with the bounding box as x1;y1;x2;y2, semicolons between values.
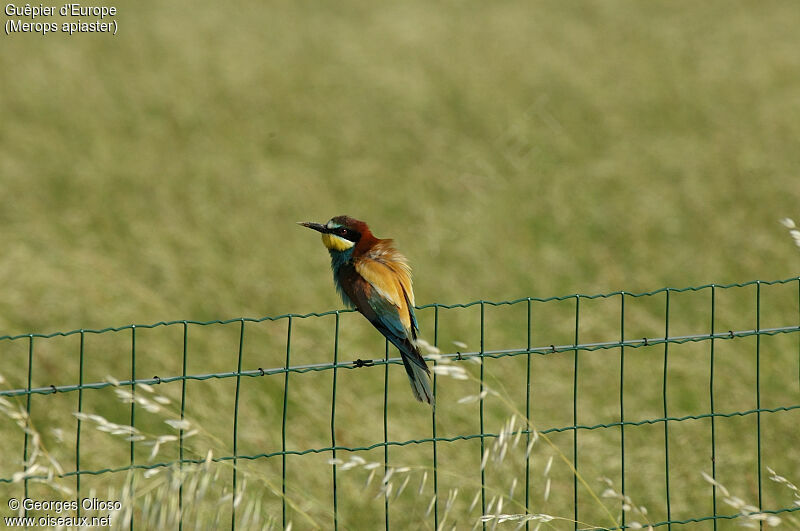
3;277;800;344
579;505;800;531
1;325;797;399
3;404;797;483
1;276;799;530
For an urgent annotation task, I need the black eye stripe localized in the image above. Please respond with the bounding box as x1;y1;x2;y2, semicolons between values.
327;226;361;243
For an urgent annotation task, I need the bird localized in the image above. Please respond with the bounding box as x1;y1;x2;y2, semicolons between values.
298;215;433;405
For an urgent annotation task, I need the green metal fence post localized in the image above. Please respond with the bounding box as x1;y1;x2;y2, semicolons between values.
232;319;246;529
525;297;532;531
331;312;340;531
573;295;580;531
663;290;672;531
282;316;293;529
479;301;486;530
130;326;137;531
709;287;717;531
23;335;33;516
756;282;763;529
432;303;440;530
76;331;85;518
383;337;390;530
179;321;188;531
619;292;626;530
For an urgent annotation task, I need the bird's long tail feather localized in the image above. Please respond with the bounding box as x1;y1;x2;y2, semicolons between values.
397;341;433;406
406;358;434;406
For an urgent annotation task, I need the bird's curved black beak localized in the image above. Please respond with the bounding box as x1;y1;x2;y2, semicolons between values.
297;221;328;233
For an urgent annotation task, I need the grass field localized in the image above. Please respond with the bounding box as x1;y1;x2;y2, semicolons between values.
1;1;800;529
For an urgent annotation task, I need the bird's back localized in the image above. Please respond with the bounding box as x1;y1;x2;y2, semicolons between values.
353;239;417;335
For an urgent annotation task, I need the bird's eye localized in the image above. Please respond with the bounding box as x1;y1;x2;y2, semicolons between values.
337;228;348;236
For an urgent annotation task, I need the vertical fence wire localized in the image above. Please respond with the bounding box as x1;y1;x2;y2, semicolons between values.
282;317;293;529
663;290;672;530
130;328;136;466
129;327;136;531
755;282;763;527
572;296;580;531
331;312;340;531
709;287;717;531
23;335;33;514
525;298;532;531
479;301;486;529
76;331;85;517
179;322;188;531
232;319;246;529
619;293;626;529
383;338;390;530
432;304;440;530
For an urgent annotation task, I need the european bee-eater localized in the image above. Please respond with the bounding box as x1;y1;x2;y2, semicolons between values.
299;216;433;405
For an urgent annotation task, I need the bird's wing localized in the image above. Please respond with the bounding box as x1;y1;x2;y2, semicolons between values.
345;255;431;404
354;255;417;339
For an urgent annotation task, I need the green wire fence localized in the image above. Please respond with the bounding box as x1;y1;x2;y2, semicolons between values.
1;277;800;529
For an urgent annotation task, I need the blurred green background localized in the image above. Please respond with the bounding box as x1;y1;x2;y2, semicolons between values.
1;0;799;529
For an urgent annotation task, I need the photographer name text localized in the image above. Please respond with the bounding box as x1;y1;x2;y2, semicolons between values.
4;497;119;528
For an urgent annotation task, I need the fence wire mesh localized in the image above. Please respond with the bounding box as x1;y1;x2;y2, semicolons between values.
1;277;799;529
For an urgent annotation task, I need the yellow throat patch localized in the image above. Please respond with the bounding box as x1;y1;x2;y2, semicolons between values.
322;233;355;252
